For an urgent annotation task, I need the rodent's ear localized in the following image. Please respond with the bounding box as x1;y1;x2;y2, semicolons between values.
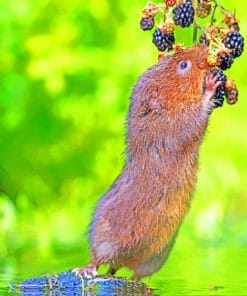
176;60;192;75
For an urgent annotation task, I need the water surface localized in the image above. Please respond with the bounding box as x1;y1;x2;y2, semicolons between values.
0;244;246;295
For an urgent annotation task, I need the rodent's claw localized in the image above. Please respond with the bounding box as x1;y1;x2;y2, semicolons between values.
72;264;98;279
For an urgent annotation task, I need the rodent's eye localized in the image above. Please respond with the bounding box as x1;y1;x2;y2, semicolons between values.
180;61;188;69
177;60;192;75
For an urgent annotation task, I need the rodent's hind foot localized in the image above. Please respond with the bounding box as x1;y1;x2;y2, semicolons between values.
72;263;98;279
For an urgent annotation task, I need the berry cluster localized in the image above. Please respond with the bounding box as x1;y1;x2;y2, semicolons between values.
201;22;244;72
139;0;244;107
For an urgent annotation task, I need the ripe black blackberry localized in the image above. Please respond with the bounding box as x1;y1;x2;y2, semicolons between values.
213;89;225;108
229;23;240;32
223;31;244;58
218;53;234;70
199;34;209;46
211;68;227;108
173;0;195;28
140;16;155;31
211;68;227;88
152;28;175;51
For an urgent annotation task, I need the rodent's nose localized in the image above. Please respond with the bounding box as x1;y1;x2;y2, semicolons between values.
197;56;209;69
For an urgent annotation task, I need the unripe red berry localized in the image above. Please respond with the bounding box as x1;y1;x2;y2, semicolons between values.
164;0;176;7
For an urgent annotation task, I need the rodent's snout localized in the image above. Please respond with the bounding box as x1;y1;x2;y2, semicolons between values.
197;56;209;69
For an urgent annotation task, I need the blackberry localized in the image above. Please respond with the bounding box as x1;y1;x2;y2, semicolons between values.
213;89;225;108
223;31;244;58
211;68;227;89
162;21;176;34
199;34;210;46
226;88;238;105
152;28;175;51
196;1;211;18
165;0;176;7
225;78;238;105
229;23;240;32
173;1;195;28
211;69;227;108
207;54;218;67
217;53;234;70
140;16;155;31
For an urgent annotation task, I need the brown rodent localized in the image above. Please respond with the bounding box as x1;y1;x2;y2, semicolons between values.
74;44;222;280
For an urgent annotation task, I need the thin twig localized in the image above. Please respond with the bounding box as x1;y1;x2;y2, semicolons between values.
212;0;232;16
210;4;217;25
193;22;198;44
192;0;197;44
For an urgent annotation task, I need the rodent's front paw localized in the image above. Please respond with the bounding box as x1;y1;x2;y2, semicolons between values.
204;72;223;95
203;72;225;109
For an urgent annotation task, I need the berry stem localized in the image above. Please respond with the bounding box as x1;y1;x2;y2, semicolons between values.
142;2;166;17
192;0;198;44
212;0;232;16
156;3;166;11
152;3;166;13
197;23;220;49
193;22;198;44
210;4;217;26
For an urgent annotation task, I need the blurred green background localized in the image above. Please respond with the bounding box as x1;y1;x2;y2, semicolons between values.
0;0;246;283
